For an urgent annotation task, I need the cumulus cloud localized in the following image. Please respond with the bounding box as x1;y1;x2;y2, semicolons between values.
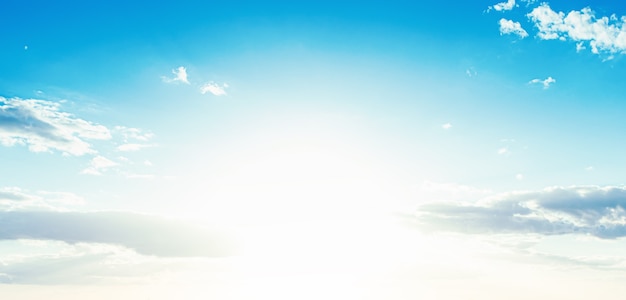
499;18;529;38
200;82;228;96
529;76;556;89
0;97;111;156
488;0;516;12
416;185;626;238
527;3;626;55
442;123;452;129
0;211;237;257
161;66;190;84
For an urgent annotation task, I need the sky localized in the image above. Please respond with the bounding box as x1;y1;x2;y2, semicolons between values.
3;0;626;298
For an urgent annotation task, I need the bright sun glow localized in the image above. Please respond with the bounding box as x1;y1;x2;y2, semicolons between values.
183;121;416;226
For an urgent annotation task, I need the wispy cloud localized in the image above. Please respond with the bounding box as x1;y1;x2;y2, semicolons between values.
499;18;529;38
527;3;626;55
529;76;556;89
0;97;111;156
161;66;190;84
0;187;84;211
81;155;118;176
114;126;155;152
465;68;477;77
441;123;452;129
488;0;516;12
416;185;626;238
116;143;155;152
114;126;154;142
200;82;229;96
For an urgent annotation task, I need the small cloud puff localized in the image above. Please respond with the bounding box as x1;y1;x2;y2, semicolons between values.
161;66;190;84
200;82;229;96
442;123;452;129
529;76;556;89
499;18;528;38
81;155;118;176
466;68;477;77
488;0;516;12
116;143;155;152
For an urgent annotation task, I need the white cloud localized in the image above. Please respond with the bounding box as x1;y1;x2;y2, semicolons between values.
416;185;626;238
516;173;524;180
527;4;626;55
498;147;509;155
499;18;529;38
114;126;154;142
0;97;111;156
113;126;155;153
161;66;190;84
116;143;154;152
488;0;516;12
442;123;452;129
0;211;236;258
0;187;84;211
420;181;493;197
81;155;118;176
200;82;228;96
529;76;556;89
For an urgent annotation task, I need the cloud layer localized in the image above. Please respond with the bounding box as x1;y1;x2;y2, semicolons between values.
0;211;236;257
416;185;626;238
0;97;111;156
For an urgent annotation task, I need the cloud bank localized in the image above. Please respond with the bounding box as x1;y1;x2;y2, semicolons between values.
0;211;236;257
416;185;626;238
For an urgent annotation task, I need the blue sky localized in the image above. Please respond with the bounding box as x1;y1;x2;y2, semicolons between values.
4;0;626;298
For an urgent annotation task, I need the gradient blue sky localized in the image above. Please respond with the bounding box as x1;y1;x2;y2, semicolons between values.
3;0;626;298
